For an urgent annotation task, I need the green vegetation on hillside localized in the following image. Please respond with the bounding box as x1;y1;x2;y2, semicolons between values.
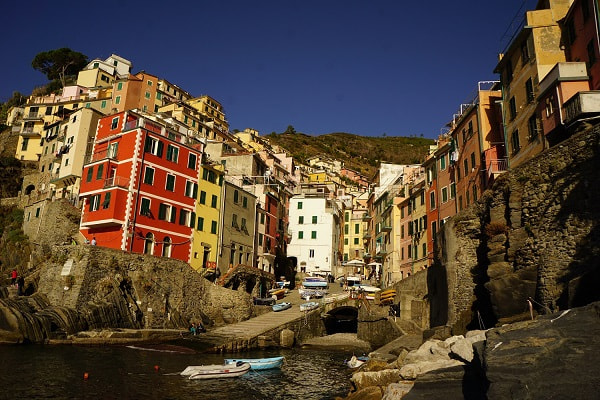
265;130;434;178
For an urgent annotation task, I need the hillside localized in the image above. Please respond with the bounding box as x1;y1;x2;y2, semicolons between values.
263;131;434;179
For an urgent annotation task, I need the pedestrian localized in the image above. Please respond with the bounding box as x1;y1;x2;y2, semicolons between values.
196;321;206;333
10;269;17;286
91;237;97;246
190;323;196;336
17;275;24;296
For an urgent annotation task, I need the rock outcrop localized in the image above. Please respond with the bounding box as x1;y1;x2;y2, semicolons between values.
342;301;600;399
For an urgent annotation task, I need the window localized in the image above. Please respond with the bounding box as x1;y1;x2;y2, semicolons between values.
505;59;513;83
147;80;153;86
442;187;448;203
242;196;248;208
299;216;304;224
211;220;217;234
430;192;436;209
525;78;534;103
86;166;94;182
587;40;596;68
145;91;151;99
143;167;154;185
440;154;446;170
197;216;204;231
111;117;119;130
157;92;162;100
96;164;104;180
199;190;206;204
423;243;427;258
260;213;265;224
102;192;111;209
509;97;517;120
545;96;554;117
107;142;118;159
140;198;151;216
473;185;478;202
89;194;101;211
344;224;349;234
311;231;317;239
521;40;530;64
166;174;175;191
232;214;239;228
298;231;304;239
21;137;29;151
344;238;348;245
101;100;107;109
144;137;164;157
345;212;349;222
185;181;197;198
179;209;189;226
463;159;469;177
309;249;315;258
188;153;197;169
354;238;359;245
166;144;179;162
470;153;476;171
312;216;317;224
450;182;456;199
528;116;538;141
354;224;359;234
297;202;303;209
420;191;425;205
511;130;521;154
117;82;123;90
582;0;590;20
211;195;218;208
234;190;239;203
115;96;121;105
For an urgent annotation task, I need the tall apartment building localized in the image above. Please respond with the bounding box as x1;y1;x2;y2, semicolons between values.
78;110;203;263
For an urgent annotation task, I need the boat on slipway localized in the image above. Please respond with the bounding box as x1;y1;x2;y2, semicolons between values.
224;356;285;370
299;276;329;299
272;302;292;312
299;301;320;312
180;362;251;379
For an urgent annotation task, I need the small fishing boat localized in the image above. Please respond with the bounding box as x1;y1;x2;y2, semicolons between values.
345;355;369;369
301;276;329;288
181;362;251;379
268;288;286;300
224;356;285;370
298;288;327;299
299;301;320;312
272;302;292;312
253;297;276;306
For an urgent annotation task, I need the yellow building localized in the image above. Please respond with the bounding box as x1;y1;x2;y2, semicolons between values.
190;162;225;271
409;180;428;272
158;102;224;141
187;95;228;133
494;0;570;168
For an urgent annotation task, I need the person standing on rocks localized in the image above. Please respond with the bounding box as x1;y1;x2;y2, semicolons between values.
91;237;97;246
17;275;25;296
10;269;17;286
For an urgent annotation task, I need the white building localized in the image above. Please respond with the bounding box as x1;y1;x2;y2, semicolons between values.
287;193;342;276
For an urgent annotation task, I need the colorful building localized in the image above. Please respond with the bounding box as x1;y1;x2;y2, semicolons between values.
79;110;203;263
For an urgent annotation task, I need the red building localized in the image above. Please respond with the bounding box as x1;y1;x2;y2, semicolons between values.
79;110;203;262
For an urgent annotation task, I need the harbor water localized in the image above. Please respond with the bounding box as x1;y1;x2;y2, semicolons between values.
0;344;353;400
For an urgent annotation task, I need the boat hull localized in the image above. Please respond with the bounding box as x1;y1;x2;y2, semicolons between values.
224;356;285;370
181;362;251;379
272;302;292;312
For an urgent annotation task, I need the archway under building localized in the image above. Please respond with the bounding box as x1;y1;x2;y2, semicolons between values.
323;306;359;334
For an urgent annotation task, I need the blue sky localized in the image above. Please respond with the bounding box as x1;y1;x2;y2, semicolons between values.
2;1;536;139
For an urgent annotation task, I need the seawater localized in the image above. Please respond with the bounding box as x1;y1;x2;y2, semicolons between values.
0;345;353;400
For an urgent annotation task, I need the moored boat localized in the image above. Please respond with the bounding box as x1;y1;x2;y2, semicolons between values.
272;302;292;312
181;362;251;379
299;301;320;312
224;356;285;370
253;297;276;306
345;355;369;369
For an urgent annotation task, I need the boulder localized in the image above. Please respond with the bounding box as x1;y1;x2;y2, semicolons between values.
399;359;464;380
351;369;401;391
403;340;450;365
381;382;414;399
346;386;383;400
280;328;295;348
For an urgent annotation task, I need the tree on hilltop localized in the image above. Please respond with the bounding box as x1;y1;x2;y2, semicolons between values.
284;125;296;134
31;48;88;88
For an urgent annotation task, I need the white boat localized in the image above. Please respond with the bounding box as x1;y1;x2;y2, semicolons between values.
299;301;320;312
298;288;327;299
181;362;251;379
345;355;368;369
224;356;285;370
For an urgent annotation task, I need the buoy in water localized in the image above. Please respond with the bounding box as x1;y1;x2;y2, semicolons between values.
83;372;89;380
154;365;160;372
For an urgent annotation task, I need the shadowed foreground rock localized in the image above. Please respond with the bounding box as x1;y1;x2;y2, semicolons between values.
342;301;600;399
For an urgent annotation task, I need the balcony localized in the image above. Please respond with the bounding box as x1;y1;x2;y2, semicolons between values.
20;127;40;137
487;159;508;181
86;149;118;164
23;112;43;121
363;232;372;239
381;225;392;233
104;176;129;189
362;213;372;221
563;91;600;125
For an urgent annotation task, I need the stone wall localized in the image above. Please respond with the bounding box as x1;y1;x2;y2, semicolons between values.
430;125;600;334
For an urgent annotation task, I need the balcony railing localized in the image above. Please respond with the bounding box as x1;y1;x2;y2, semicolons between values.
86;149;118;164
487;159;508;180
24;112;42;120
104;176;129;189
